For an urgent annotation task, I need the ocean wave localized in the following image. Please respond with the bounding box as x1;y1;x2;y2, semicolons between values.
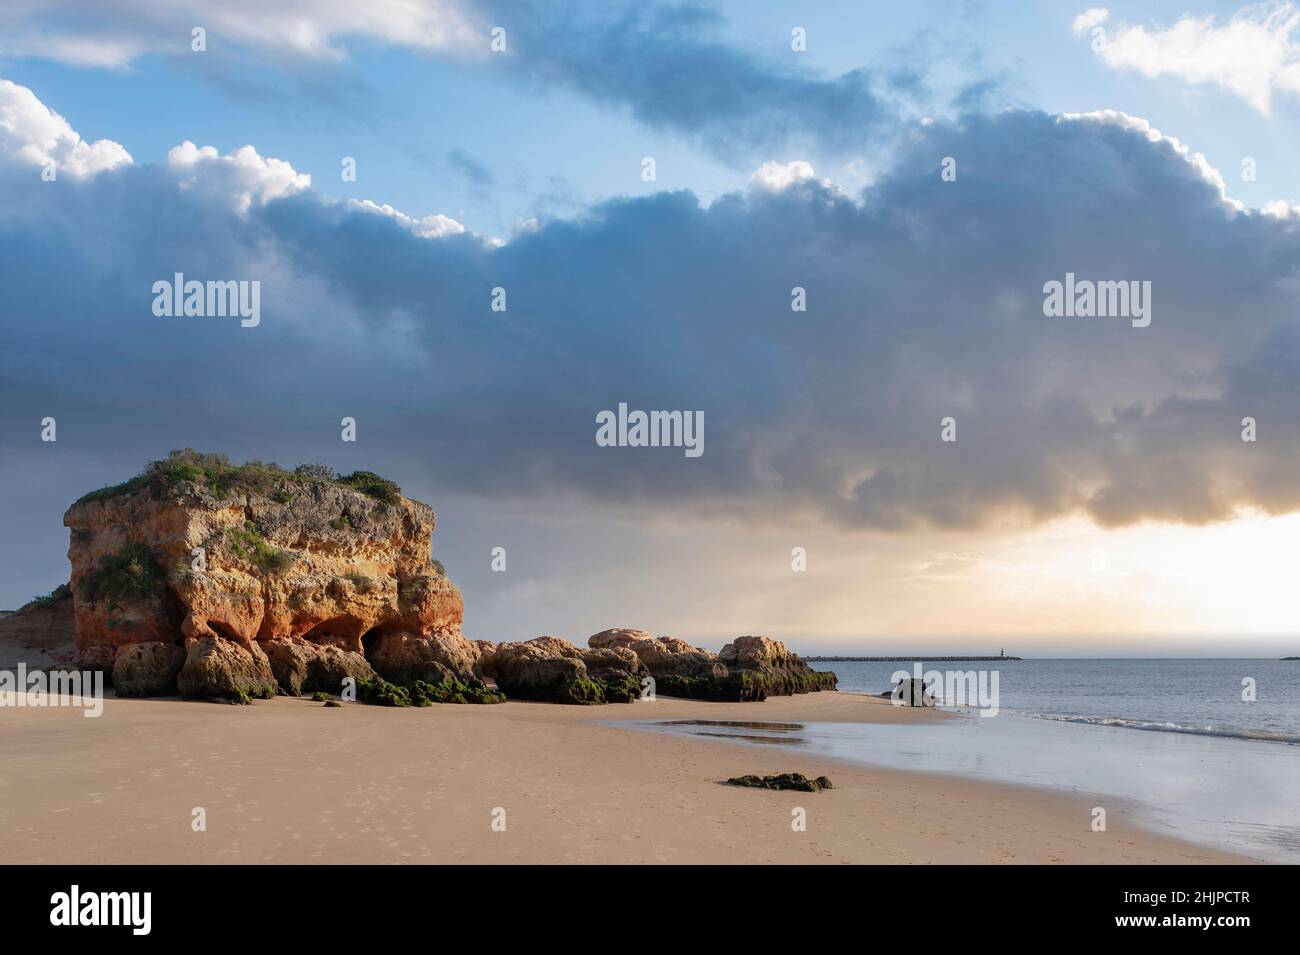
1015;711;1300;745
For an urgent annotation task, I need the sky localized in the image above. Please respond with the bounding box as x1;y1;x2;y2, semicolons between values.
3;1;1300;655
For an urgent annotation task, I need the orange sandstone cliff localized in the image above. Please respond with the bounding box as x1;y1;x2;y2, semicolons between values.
62;451;477;701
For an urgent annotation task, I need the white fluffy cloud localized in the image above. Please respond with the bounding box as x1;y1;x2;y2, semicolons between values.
1072;7;1111;36
346;199;466;239
749;160;819;192
1059;109;1238;207
0;78;131;175
1080;2;1300;114
166;141;311;214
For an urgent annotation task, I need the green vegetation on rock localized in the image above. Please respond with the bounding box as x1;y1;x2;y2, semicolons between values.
226;521;294;575
502;672;642;706
77;544;165;607
74;449;405;508
655;669;836;703
336;470;402;505
656;671;769;702
589;672;643;704
356;676;506;707
22;582;70;610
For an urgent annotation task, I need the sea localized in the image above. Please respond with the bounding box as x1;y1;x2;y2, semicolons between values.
626;658;1300;861
821;658;1300;743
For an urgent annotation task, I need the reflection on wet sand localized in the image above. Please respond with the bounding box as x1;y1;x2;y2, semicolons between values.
660;719;810;745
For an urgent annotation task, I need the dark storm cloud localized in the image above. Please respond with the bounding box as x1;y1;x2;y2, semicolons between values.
0;1;914;163
479;0;895;161
4;99;1300;554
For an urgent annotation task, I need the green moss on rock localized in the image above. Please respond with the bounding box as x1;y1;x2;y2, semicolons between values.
656;671;769;702
336;470;402;505
227;522;294;575
356;675;505;706
74;449;404;508
655;669;837;702
76;544;165;607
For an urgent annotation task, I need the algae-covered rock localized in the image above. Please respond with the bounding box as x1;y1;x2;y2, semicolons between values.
355;675;505;706
585;628;835;701
491;637;641;705
726;773;833;793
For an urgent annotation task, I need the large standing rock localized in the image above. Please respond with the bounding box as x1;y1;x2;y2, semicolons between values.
112;641;185;697
176;636;278;703
365;630;480;685
60;451;468;701
63;452;463;653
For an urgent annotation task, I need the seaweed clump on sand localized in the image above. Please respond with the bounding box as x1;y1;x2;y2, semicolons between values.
725;773;833;793
355;675;505;706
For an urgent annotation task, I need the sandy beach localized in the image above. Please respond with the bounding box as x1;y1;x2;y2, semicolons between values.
0;690;1249;864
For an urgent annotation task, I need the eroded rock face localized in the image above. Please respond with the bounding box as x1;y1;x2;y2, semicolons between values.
112;641;185;697
0;590;77;671
365;630;479;685
176;636;278;703
262;637;376;696
581;646;642;679
62;454;467;701
472;640;498;677
587;628;652;651
65;480;460;655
